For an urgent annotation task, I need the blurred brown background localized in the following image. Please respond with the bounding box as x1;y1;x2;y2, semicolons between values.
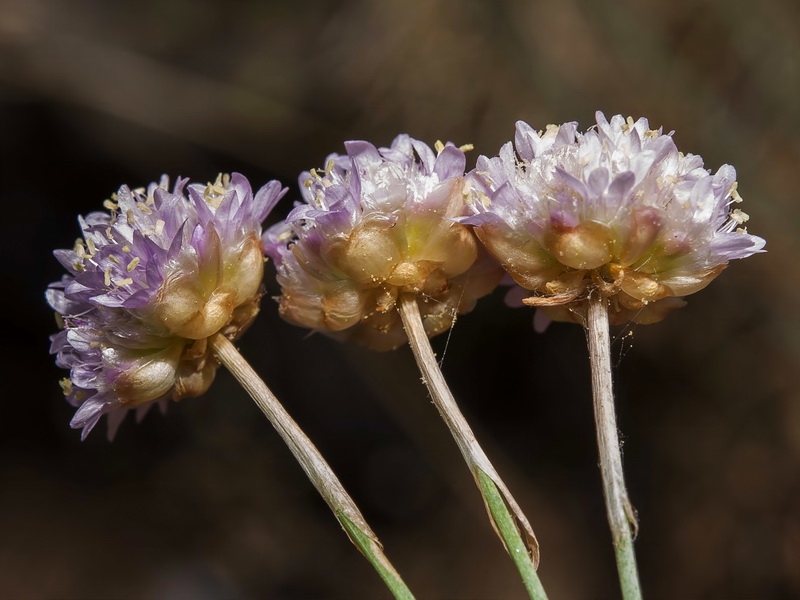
2;0;798;598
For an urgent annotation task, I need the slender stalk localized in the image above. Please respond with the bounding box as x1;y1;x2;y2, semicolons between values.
477;470;549;600
209;333;415;600
585;292;643;600
397;293;547;600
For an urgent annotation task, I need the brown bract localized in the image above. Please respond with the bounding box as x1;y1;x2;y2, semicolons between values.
475;215;727;326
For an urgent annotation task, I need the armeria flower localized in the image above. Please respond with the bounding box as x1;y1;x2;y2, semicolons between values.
47;174;286;439
264;135;503;351
464;112;766;326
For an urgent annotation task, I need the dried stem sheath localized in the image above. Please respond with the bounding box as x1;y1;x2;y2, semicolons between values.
585;292;643;600
209;333;415;600
397;293;547;600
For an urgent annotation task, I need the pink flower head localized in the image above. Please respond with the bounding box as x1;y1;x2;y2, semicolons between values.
47;174;286;439
264;135;502;350
464;113;765;325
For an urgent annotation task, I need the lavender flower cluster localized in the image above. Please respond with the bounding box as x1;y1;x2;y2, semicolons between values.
263;135;503;350
463;113;765;325
47;174;285;438
47;113;765;438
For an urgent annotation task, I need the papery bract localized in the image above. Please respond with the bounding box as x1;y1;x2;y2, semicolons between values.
47;174;286;438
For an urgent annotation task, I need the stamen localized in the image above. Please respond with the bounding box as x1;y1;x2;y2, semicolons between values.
731;209;749;224
544;124;560;137
624;116;635;131
203;173;231;205
59;378;73;396
730;183;743;203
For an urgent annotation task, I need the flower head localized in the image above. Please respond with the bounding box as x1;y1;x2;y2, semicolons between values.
264;135;502;351
47;174;286;439
464;112;766;325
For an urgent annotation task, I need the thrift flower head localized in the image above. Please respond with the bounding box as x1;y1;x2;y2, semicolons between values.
264;135;502;351
464;112;766;325
47;174;286;439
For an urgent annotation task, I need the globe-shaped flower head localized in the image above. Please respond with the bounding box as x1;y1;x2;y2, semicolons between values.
264;135;502;351
47;174;286;438
464;112;766;325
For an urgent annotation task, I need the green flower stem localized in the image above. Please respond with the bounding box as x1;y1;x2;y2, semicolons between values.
585;292;643;600
210;333;415;600
477;470;549;600
397;293;546;600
